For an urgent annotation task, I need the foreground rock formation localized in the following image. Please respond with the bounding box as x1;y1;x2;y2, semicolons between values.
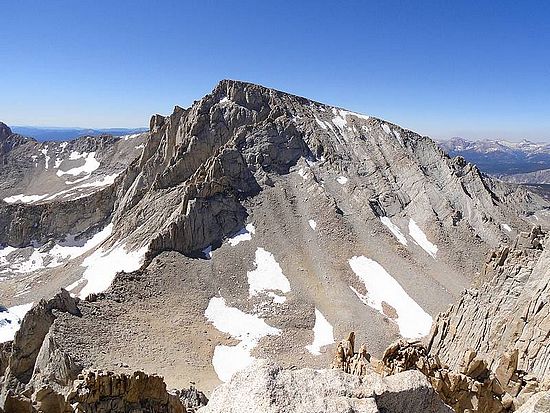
332;334;550;413
199;359;451;413
330;225;550;412
1;369;188;413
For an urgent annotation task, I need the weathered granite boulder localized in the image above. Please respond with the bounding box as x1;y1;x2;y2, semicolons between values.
199;360;451;413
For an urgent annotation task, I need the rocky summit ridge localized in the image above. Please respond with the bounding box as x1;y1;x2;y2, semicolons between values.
0;80;549;412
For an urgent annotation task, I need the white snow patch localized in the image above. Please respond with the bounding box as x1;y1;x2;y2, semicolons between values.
336;176;348;185
348;256;432;338
0;224;113;275
308;219;317;230
56;152;100;177
393;129;404;145
3;194;50;204
211;345;254;383
315;117;327;130
11;173;121;203
345;111;370;121
122;133;141;141
76;173;119;188
228;223;256;246
135;144;145;150
0;246;17;268
332;113;348;130
247;248;291;297
205;296;280;382
0;302;34;343
502;223;512;232
266;292;287;304
298;168;308;180
382;124;392;134
380;217;407;245
41;147;50;169
219;97;230;105
408;219;438;258
68;151;86;160
78;242;147;298
305;309;334;355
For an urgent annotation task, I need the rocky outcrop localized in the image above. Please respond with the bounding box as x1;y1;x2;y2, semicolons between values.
0;123;32;160
199;359;451;413
1;369;188;413
177;385;208;412
0;290;81;409
0;123;11;141
331;334;550;412
515;391;550;412
428;228;549;379
66;370;186;413
381;340;516;412
331;332;373;377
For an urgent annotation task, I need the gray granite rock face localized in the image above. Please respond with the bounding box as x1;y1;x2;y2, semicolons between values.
198;360;451;413
428;229;549;378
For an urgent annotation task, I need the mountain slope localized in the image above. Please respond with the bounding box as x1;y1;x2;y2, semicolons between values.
0;122;146;204
0;80;548;403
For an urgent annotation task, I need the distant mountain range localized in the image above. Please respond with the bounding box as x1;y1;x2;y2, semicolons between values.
438;137;550;184
11;126;148;141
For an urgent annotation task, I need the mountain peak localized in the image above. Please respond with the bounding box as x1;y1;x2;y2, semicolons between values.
0;122;12;140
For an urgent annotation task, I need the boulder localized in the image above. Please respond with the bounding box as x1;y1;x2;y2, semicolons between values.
199;360;451;413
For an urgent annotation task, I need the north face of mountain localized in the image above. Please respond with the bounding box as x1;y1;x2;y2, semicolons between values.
0;80;548;410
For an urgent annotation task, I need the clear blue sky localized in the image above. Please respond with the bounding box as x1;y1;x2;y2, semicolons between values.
1;0;549;141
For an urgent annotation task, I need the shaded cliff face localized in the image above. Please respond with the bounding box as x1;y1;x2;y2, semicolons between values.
0;80;548;403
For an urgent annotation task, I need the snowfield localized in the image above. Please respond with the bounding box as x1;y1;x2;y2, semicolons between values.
247;248;291;298
380;217;407;245
0;224;113;275
228;223;256;246
348;255;432;338
0;302;33;343
408;219;438;258
56;152;100;177
76;242;147;298
305;309;335;355
3;194;50;204
205;296;281;382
